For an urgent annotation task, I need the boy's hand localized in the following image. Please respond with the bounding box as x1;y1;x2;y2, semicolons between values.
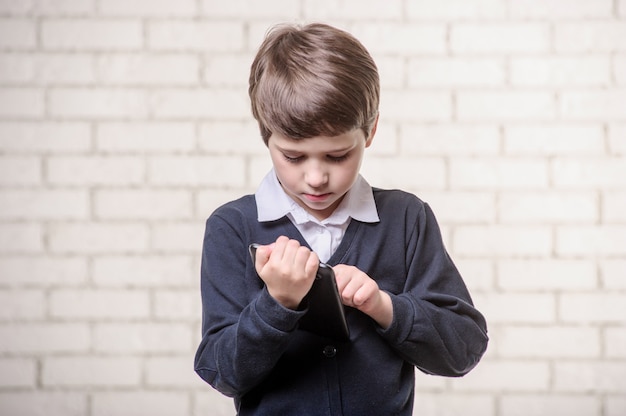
333;265;393;329
253;236;319;310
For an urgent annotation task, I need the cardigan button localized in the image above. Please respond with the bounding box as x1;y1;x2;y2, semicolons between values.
322;345;337;358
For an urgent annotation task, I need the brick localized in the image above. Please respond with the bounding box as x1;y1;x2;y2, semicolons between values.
498;326;600;358
601;260;626;289
616;56;626;86
451;24;550;53
607;397;626;416
95;189;193;220
0;18;36;48
93;255;194;287
148;156;246;186
0;392;87;416
604;192;626;222
555;22;626;52
504;124;605;155
154;290;200;320
0;189;89;220
95;53;199;85
0;122;91;153
0;1;32;14
202;0;298;18
43;356;141;387
384;90;452;123
0;88;45;118
0;323;90;353
376;57;405;89
560;91;626;119
0;223;44;254
50;289;150;318
99;0;196;16
497;260;597;291
96;122;195;153
560;293;626;323
554;361;626;392
408;58;506;87
407;0;506;19
361;157;446;190
351;23;447;54
450;158;549;190
499;191;598;223
413;393;494;416
455;225;553;257
419;191;496;224
609;124;626;154
41;19;143;50
199;121;265;154
556;226;626;256
47;156;145;185
552;158;626;189
510;0;612;18
150;88;249;119
0;358;36;387
451;360;550;392
203;53;253;87
93;323;192;353
20;0;95;15
147;21;244;51
400;124;500;156
605;327;626;358
48;223;149;254
151;222;204;253
0;257;88;287
303;0;402;19
93;391;190;416
0;52;94;84
49;88;149;119
500;395;599;416
471;293;555;323
0;156;41;185
511;56;610;86
457;91;555;121
146;356;206;387
0;290;45;320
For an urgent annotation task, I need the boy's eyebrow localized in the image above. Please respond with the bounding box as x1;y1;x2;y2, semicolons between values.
275;143;356;154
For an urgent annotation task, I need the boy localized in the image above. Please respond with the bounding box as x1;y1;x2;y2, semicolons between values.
195;23;488;415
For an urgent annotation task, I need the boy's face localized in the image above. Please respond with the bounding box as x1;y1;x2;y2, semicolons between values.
268;128;374;221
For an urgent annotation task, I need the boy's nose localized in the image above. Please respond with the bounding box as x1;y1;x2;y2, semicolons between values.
305;164;328;188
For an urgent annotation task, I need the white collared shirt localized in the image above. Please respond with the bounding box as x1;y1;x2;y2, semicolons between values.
255;169;380;262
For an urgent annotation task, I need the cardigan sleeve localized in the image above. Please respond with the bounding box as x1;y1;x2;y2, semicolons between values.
193;209;305;397
377;202;488;377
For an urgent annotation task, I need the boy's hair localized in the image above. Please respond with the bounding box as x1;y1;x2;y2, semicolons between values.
249;23;380;144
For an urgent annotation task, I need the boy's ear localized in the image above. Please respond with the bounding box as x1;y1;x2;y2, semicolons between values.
365;114;379;148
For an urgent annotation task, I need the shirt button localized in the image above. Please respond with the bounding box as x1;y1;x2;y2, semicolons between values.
322;345;337;358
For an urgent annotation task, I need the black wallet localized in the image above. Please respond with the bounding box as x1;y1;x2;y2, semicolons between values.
249;244;350;341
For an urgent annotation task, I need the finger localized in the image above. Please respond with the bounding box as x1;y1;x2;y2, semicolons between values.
332;265;351;293
303;250;319;280
352;280;377;307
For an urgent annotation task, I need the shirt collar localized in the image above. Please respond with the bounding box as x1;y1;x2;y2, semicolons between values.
255;169;379;225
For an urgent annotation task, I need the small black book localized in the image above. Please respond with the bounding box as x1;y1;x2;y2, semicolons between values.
249;244;350;342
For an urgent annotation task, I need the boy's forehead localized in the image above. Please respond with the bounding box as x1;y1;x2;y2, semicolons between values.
270;129;365;149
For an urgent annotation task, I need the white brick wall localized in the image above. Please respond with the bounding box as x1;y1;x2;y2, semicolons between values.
0;1;624;415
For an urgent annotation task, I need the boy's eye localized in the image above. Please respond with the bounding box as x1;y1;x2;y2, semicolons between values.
283;154;304;163
328;154;349;163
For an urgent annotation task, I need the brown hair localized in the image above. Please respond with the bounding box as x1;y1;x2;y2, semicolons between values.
249;23;380;144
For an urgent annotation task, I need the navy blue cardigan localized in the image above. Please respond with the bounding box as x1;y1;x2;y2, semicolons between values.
195;189;488;415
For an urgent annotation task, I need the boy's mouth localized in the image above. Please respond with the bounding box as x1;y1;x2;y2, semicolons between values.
303;193;331;202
